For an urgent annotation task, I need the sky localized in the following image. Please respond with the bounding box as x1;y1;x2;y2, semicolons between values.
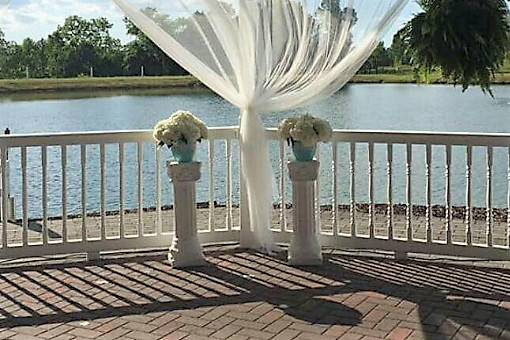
0;0;422;46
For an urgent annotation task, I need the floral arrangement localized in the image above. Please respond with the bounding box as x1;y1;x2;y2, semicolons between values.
153;111;208;148
278;114;333;147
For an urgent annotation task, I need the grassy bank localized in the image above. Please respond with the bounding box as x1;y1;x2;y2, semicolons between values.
352;72;510;84
1;73;510;94
0;76;200;94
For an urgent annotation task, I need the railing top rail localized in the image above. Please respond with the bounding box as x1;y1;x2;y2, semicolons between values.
2;126;510;148
0;126;239;148
265;128;510;147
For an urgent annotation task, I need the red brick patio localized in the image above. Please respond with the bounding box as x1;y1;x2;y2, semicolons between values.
0;246;508;340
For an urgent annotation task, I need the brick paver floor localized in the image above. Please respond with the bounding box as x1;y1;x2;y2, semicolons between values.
0;246;508;339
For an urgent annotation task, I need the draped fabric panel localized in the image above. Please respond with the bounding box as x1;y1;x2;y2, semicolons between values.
113;0;409;253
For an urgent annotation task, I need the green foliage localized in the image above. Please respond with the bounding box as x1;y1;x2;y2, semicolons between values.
2;2;509;84
0;12;188;80
123;11;186;77
360;42;393;74
46;16;124;77
398;0;510;94
389;33;411;67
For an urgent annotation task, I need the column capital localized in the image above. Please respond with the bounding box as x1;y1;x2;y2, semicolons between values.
288;160;319;182
167;161;201;182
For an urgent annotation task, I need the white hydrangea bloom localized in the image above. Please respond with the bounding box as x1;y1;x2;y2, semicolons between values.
314;119;333;143
278;118;297;140
153;111;208;147
277;114;332;147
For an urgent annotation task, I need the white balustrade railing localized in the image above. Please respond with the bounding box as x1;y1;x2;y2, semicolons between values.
0;127;510;260
0;128;240;259
267;128;510;260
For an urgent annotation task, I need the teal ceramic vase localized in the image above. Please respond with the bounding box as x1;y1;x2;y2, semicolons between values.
292;141;317;162
171;141;196;163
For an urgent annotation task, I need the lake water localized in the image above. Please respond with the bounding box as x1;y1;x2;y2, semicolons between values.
1;84;510;219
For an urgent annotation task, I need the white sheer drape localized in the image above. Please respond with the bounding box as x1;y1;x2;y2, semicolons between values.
113;0;408;253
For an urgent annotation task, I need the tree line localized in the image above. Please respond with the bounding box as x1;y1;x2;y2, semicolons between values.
0;12;413;80
0;15;186;79
0;0;508;83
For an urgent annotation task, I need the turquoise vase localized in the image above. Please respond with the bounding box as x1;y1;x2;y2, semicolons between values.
292;141;317;162
171;141;196;163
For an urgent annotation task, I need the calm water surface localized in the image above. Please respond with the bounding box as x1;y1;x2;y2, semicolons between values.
2;85;510;133
1;84;510;219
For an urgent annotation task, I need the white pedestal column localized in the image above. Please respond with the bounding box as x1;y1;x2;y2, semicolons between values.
287;160;323;266
167;161;207;268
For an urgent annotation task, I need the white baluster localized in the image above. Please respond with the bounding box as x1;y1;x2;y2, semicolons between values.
208;140;215;231
332;143;338;236
42;146;48;244
350;143;356;237
466;146;473;245
368;142;375;238
81;145;87;242
279;141;286;232
486;146;493;247
156;147;162;234
119;143;125;238
61;145;68;243
100;143;106;240
426;144;432;243
226;139;233;231
138;142;144;235
406;143;412;241
445;145;452;244
387;144;393;240
315;145;321;233
21;147;28;245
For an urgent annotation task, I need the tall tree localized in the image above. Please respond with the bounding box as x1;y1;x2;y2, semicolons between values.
388;32;410;68
360;42;392;74
19;38;48;78
0;29;8;77
46;16;123;77
123;9;187;76
0;37;25;79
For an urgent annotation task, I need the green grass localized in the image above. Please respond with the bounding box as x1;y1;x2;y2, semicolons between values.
1;72;510;94
0;76;200;94
351;73;418;84
352;72;510;85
